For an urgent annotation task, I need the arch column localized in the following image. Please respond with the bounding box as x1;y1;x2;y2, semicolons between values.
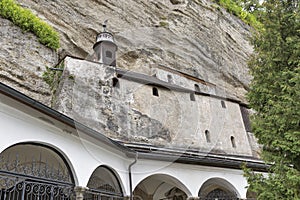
74;186;88;200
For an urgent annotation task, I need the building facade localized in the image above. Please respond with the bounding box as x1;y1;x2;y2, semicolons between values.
0;29;265;200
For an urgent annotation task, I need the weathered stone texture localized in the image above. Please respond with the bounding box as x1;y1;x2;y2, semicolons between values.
54;57;254;156
0;17;57;105
6;0;253;103
0;0;257;156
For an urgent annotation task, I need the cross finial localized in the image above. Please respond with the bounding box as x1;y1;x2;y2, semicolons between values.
103;19;108;32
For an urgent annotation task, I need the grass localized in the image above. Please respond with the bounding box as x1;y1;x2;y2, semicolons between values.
0;0;60;50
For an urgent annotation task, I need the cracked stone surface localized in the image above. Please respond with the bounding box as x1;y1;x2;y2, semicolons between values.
1;0;253;105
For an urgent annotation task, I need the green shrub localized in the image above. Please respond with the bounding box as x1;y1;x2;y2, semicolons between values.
0;0;60;50
214;0;262;30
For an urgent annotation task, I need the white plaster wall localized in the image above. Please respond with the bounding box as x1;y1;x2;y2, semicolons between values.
0;96;250;198
0;98;131;194
131;159;249;198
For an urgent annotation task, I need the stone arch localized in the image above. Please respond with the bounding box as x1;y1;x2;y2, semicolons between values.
85;165;124;199
0;142;76;199
133;173;192;200
198;177;240;199
0;141;78;185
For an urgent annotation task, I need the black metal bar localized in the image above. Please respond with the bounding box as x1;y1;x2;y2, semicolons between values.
0;171;74;186
49;68;64;71
87;188;123;197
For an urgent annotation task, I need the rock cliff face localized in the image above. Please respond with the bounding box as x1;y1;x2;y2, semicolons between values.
0;17;57;105
0;0;253;105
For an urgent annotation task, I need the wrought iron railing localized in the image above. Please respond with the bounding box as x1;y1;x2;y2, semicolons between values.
84;188;123;200
0;171;75;200
199;189;239;200
0;155;73;184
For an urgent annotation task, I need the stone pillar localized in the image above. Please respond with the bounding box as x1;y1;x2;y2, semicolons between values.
123;195;130;200
74;186;88;200
187;197;200;200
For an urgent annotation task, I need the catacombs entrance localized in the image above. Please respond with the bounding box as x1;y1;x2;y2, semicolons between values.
0;143;75;200
133;174;190;200
85;166;123;200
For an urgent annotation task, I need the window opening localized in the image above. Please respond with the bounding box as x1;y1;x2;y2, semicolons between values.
112;78;119;88
106;51;112;58
205;130;211;143
190;93;195;101
194;84;200;93
167;74;173;83
230;136;236;148
0;144;75;200
152;87;159;97
204;189;237;199
221;100;226;108
86;166;123;199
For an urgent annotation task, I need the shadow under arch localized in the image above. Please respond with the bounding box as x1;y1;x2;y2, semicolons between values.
0;142;76;199
198;177;240;199
0;141;78;184
86;165;124;199
133;173;192;200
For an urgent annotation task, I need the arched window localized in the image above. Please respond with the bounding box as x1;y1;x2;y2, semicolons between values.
206;189;236;199
198;178;239;199
133;174;190;200
0;143;75;200
153;87;159;97
231;136;236;148
205;130;211;143
86;166;123;199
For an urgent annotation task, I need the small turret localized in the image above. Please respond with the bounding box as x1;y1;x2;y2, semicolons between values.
93;20;117;66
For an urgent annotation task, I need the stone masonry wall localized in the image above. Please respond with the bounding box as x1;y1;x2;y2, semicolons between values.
54;57;253;156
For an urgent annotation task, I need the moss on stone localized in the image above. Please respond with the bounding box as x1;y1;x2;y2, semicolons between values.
0;0;60;50
159;21;169;27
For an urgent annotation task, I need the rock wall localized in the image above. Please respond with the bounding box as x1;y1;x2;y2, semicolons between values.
0;17;57;105
0;0;253;105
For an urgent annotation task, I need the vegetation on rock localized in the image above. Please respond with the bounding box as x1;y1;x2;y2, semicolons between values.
214;0;262;29
42;63;64;91
0;0;60;50
244;0;300;199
